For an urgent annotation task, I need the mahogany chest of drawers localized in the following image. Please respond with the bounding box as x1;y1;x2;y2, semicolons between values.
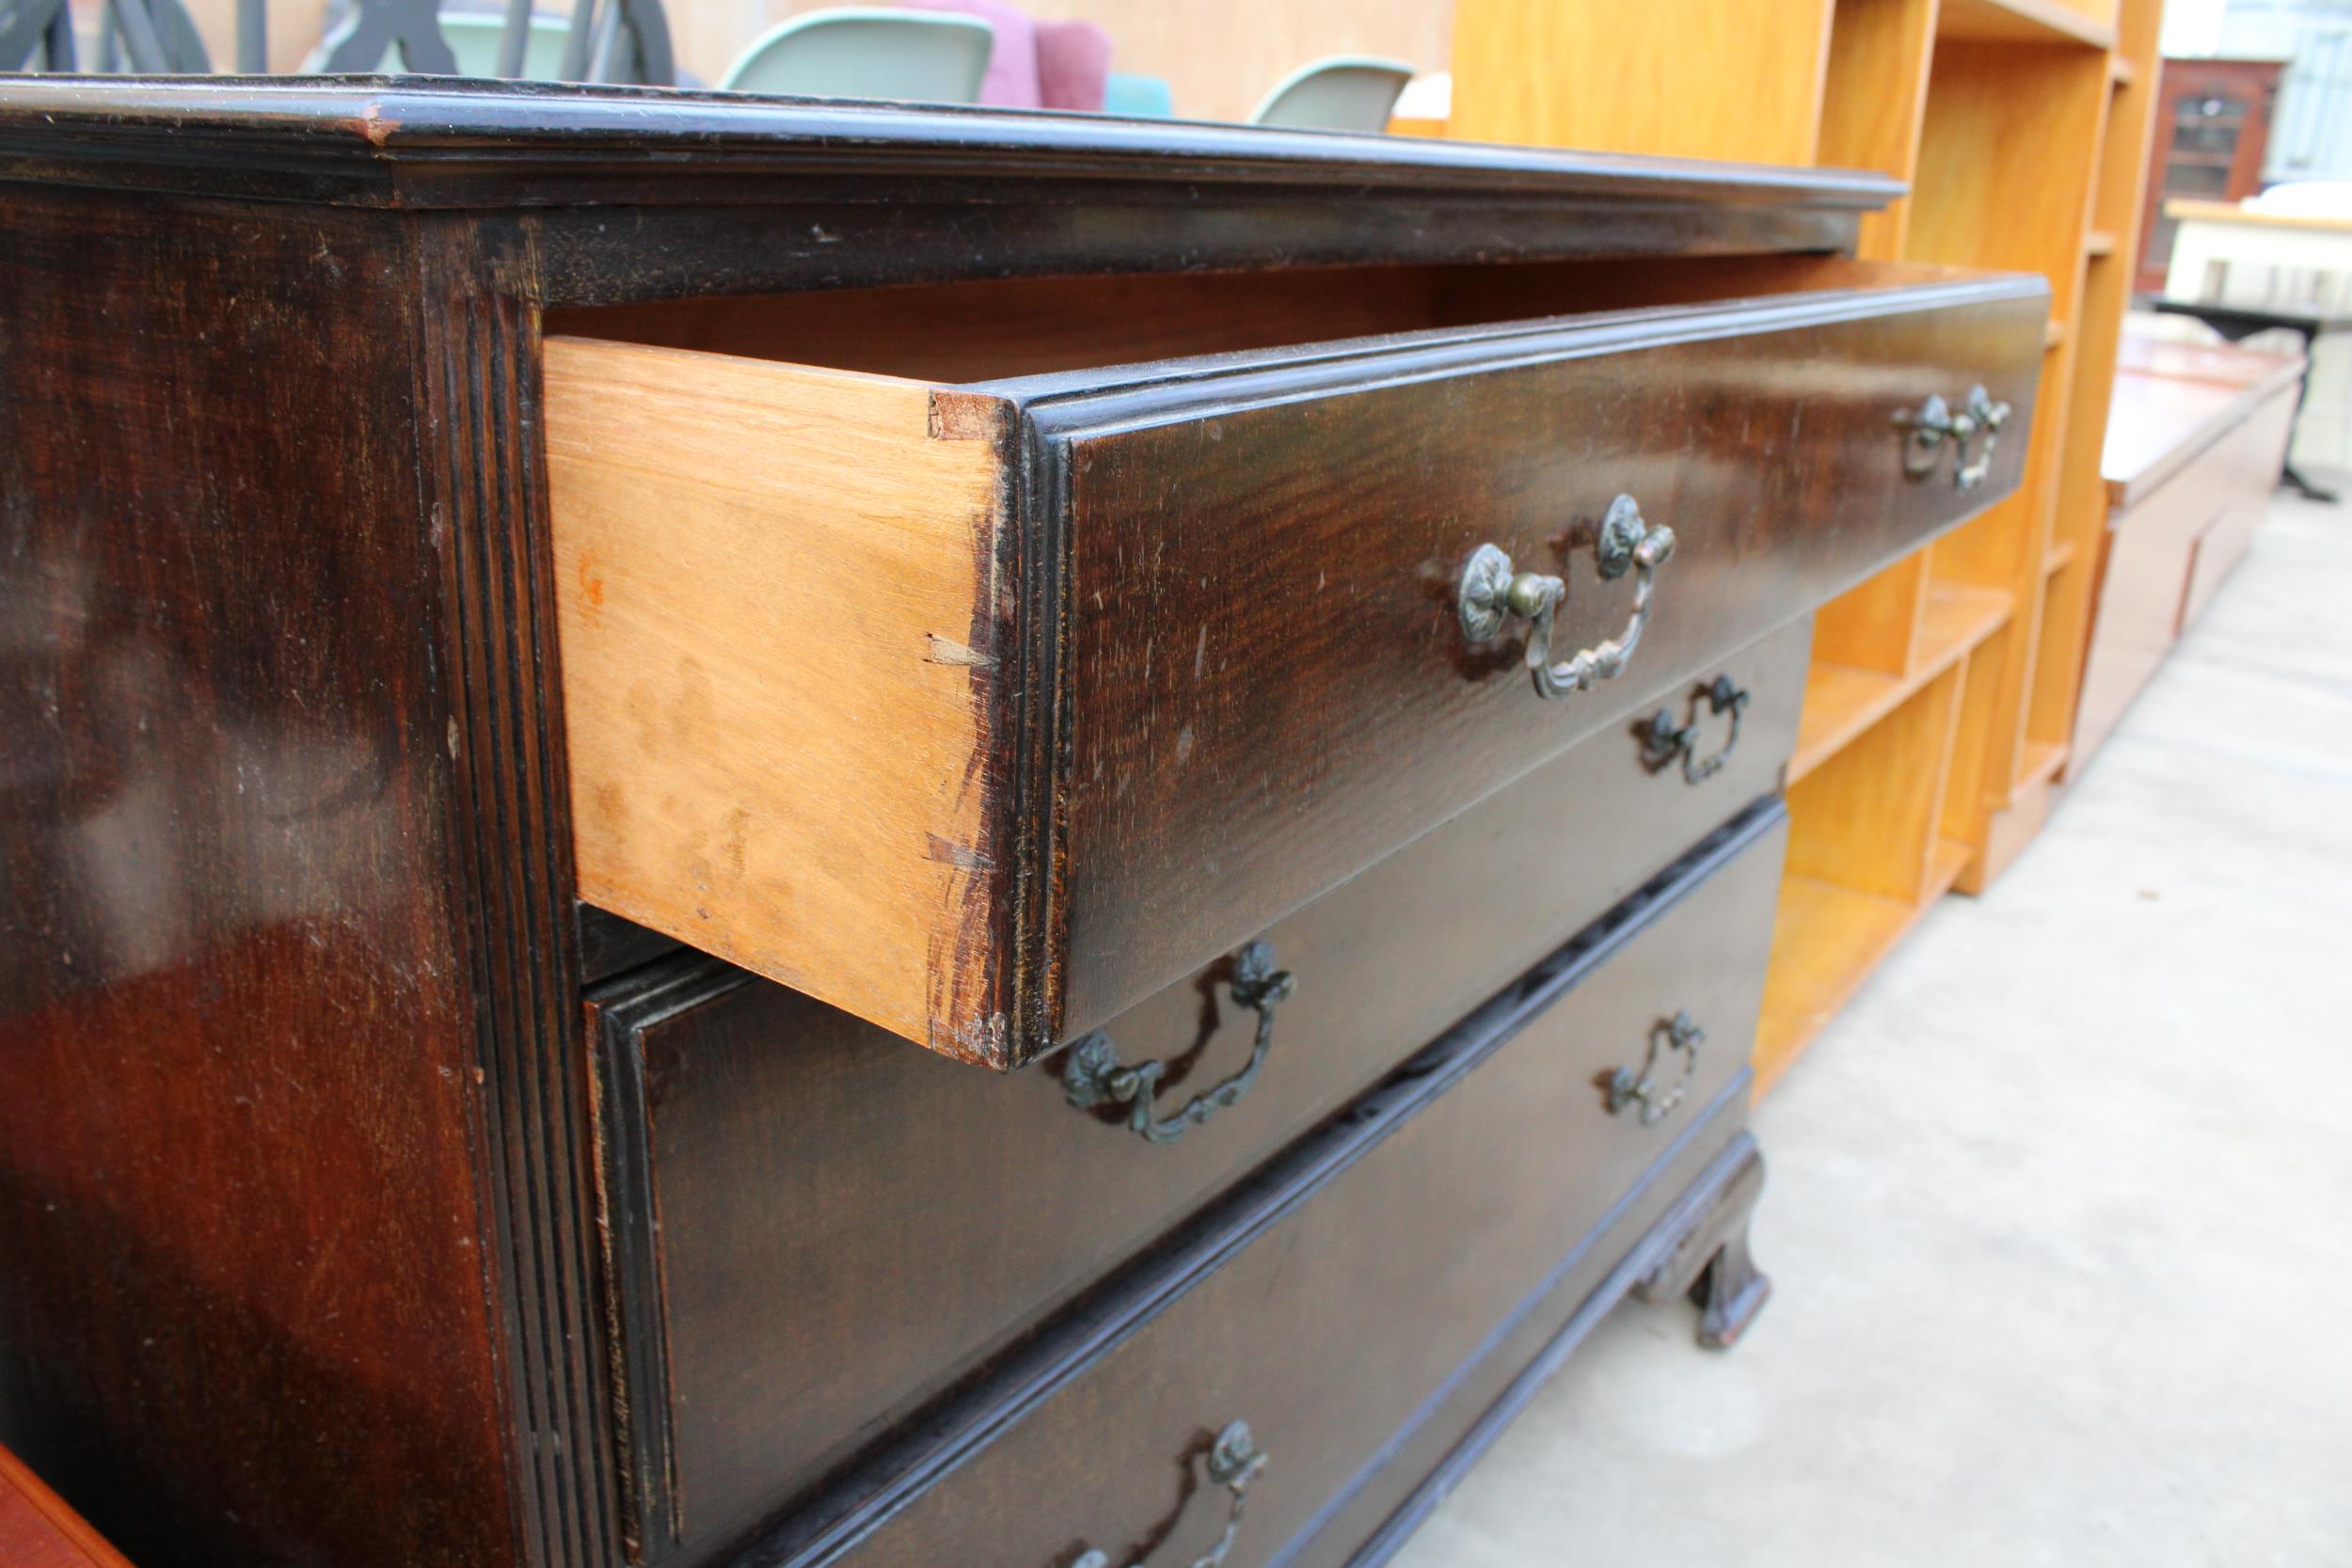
0;79;2043;1568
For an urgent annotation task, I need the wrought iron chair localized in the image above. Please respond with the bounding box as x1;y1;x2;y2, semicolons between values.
2;0;212;72
2;0;669;82
314;0;670;82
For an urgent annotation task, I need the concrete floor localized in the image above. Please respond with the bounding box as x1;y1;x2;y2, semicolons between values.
1389;492;2352;1568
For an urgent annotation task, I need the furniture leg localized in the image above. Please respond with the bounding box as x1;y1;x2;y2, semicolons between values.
1631;1132;1772;1349
1690;1220;1772;1349
2279;458;2337;503
2272;325;2337;502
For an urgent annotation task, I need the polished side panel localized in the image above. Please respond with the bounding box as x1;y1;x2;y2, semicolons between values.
0;188;528;1568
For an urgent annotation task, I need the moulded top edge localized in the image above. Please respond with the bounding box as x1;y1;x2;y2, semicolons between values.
0;75;1907;213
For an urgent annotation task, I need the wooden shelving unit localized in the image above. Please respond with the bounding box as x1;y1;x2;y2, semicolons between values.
1788;580;2011;783
1749;0;2163;1086
1937;0;2116;49
2044;0;2166;775
1449;0;2165;1093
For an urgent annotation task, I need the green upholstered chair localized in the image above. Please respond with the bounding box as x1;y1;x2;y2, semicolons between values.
720;8;993;103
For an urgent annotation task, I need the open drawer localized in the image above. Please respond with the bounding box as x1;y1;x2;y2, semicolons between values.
542;253;2047;1067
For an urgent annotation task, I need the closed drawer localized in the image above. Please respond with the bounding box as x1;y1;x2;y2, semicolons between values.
785;805;1786;1568
589;623;1804;1560
546;255;2046;1068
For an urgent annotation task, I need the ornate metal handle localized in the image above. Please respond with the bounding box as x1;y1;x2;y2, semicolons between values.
1637;673;1750;785
1608;1010;1705;1127
1458;493;1677;701
1062;942;1295;1144
1898;385;2011;492
1073;1419;1267;1568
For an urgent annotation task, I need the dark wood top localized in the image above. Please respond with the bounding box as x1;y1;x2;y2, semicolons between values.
0;75;1901;214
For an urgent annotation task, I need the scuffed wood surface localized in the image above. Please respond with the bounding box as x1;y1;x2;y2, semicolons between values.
544;337;1012;1058
0;1444;134;1568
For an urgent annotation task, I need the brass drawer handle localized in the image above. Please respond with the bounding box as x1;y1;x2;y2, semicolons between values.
1637;674;1750;784
1073;1419;1267;1568
1458;493;1677;701
1062;942;1295;1144
1898;385;2011;492
1608;1010;1705;1127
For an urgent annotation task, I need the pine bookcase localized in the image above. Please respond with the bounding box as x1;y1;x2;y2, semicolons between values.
1449;0;2166;1092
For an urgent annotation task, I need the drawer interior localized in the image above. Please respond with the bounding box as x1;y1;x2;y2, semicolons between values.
544;253;1977;386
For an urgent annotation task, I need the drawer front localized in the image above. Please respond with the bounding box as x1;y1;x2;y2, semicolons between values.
1043;279;2045;1037
815;809;1787;1568
1286;1127;1762;1568
548;269;2044;1069
590;627;1805;1562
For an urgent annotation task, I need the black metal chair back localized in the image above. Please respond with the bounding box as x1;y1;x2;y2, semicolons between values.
0;0;670;83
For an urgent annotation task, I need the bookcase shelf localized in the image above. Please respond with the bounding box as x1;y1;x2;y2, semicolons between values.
1446;0;2158;1096
1790;580;2012;785
1938;0;2117;51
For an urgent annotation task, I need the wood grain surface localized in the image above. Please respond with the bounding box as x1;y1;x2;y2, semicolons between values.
808;817;1784;1568
1818;0;1940;260
0;1444;134;1568
0;186;521;1568
1450;0;1835;164
1041;280;2044;1039
587;625;1808;1561
545;337;1012;1057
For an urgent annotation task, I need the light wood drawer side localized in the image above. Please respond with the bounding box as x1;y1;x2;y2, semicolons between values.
544;337;1016;1057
